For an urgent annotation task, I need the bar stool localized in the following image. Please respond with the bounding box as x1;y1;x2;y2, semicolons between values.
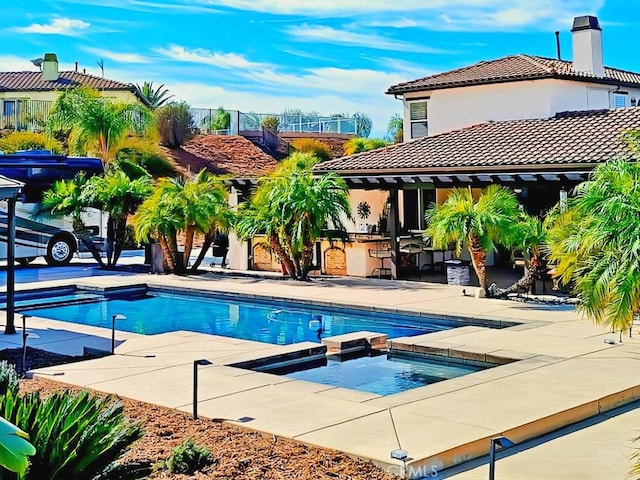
369;247;392;278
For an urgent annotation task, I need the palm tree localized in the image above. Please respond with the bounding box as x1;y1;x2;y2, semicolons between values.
81;167;153;267
38;172;105;267
426;185;521;291
134;81;174;109
387;113;404;143
46;87;154;163
497;214;547;296
132;171;229;273
235;153;351;280
547;159;640;334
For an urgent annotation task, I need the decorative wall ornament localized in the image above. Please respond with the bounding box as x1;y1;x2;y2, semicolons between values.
357;201;371;220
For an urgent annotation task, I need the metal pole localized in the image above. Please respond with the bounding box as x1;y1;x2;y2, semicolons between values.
111;314;116;354
5;198;16;334
193;361;199;419
21;314;30;373
488;438;496;480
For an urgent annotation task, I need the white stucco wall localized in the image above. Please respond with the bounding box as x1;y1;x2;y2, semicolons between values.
403;78;640;140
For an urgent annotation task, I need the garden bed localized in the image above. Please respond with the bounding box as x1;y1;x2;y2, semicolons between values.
11;349;396;480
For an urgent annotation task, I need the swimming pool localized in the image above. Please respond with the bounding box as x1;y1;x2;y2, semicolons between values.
18;287;456;345
262;351;493;395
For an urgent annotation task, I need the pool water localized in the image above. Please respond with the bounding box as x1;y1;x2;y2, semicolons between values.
266;351;491;395
21;289;449;345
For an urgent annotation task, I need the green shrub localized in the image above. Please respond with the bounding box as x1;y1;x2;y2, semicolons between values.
290;137;333;161
0;131;62;154
208;106;231;132
114;138;175;177
343;137;389;156
166;438;214;474
0;360;19;397
155;102;195;149
261;115;280;133
0;387;145;480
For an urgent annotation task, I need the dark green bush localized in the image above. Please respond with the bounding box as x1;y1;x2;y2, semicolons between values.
155;102;195;149
166;438;214;474
115;139;175;178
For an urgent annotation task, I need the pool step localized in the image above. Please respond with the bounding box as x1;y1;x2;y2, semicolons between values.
6;292;105;311
322;331;388;355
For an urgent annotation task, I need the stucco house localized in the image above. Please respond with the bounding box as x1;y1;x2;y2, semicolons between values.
230;16;640;279
0;53;146;130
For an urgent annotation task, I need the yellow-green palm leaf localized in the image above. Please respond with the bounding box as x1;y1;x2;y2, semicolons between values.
0;416;35;475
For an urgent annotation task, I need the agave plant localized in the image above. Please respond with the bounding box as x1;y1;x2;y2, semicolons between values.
0;386;144;480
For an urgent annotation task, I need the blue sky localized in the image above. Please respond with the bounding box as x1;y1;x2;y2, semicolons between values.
3;0;639;136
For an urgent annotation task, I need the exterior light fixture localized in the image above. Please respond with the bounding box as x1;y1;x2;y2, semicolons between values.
111;314;127;354
193;359;213;419
489;436;516;480
20;314;31;374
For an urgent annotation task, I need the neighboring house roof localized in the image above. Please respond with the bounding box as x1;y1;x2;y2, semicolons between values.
0;71;136;93
387;54;640;94
162;135;279;177
314;108;640;175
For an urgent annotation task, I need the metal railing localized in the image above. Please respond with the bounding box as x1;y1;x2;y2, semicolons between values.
188;108;358;135
2;101;358;136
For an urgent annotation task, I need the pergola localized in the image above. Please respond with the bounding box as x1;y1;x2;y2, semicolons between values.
0;175;25;334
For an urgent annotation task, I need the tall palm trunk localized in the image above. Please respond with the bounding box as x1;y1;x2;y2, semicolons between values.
105;217;115;267
158;233;175;272
190;230;215;272
499;254;546;296
167;232;182;272
268;233;296;279
468;234;488;290
183;224;195;270
112;216;127;266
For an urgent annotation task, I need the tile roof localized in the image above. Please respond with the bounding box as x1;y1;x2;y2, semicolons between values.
387;55;640;94
162;135;279;177
314;108;640;175
0;71;135;92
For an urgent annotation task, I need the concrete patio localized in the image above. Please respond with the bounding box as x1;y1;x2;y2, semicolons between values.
1;272;638;478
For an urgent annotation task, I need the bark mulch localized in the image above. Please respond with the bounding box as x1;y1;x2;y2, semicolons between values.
10;349;398;480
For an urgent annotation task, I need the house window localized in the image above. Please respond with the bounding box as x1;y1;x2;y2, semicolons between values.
2;100;16;129
613;93;627;109
409;101;428;139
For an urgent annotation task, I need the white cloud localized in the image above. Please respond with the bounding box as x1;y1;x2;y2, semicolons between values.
14;17;91;35
153;46;269;70
204;0;603;31
286;24;449;54
82;47;149;64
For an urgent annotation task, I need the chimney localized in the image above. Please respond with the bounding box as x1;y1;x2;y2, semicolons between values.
571;15;604;77
42;53;59;81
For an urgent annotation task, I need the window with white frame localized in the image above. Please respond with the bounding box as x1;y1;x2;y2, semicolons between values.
409;101;428;139
612;93;627;109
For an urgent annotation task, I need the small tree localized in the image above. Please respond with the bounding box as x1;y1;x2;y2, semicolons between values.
262;115;280;132
81;166;153;267
134;81;174;109
46;87;154;163
426;185;521;291
387;113;403;143
155;102;195;148
343;138;388;155
352;112;372;138
209;106;231;132
290;138;333;161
